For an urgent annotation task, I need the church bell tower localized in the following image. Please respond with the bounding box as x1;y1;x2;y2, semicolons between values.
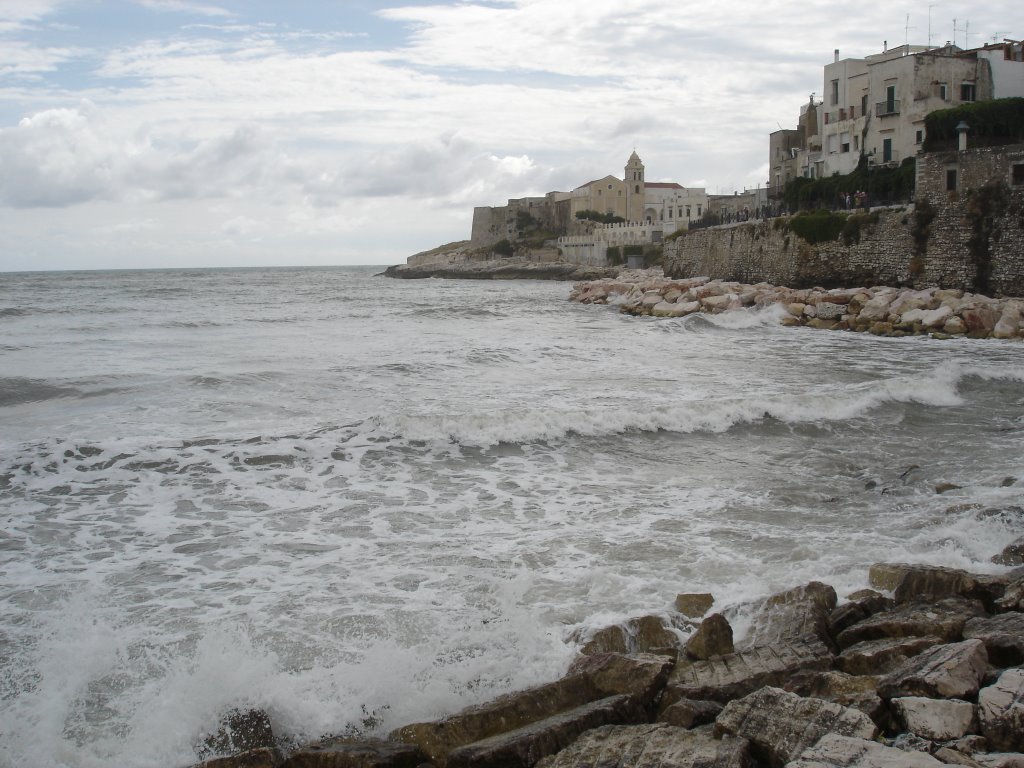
625;151;645;223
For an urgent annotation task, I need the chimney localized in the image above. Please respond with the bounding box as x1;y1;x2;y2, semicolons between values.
883;40;888;52
834;49;840;63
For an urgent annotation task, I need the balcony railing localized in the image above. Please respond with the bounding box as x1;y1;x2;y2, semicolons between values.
875;100;901;117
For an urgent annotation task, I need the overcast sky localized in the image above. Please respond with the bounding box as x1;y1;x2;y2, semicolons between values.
1;1;1021;271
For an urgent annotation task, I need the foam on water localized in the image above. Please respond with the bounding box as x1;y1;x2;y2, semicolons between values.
2;267;1023;767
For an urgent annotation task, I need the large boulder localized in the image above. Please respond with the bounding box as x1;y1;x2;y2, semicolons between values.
878;640;989;700
686;614;735;660
787;733;945;768
200;749;278;768
675;594;715;618
835;599;987;649
444;695;646;768
578;616;684;655
281;739;426;768
868;564;1005;608
963;614;1024;668
736;582;838;651
891;697;977;741
664;639;832;705
713;687;877;768
566;653;675;704
534;723;754;768
198;708;277;763
658;699;724;729
783;671;886;725
837;636;946;676
977;668;1024;752
828;593;895;640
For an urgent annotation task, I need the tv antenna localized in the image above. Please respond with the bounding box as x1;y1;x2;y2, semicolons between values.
904;14;916;48
928;4;937;48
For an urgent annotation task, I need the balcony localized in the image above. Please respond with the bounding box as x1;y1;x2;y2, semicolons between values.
875;100;901;117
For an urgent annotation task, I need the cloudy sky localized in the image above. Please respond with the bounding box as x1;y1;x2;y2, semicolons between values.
1;1;1021;271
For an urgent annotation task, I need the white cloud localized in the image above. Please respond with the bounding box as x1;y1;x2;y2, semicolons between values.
132;0;232;18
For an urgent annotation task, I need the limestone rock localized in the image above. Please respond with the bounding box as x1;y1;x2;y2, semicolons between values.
653;301;692;318
963;614;1024;668
736;581;838;651
282;739;426;768
837;636;946;676
972;754;1024;768
828;593;897;640
686;614;734;660
566;652;674;704
783;670;886;724
199;708;277;761
891;697;977;741
996;576;1024;612
391;673;604;764
932;747;986;767
835;599;987;649
445;695;646;768
787;734;944;768
664;639;832;705
992;539;1024;567
200;749;278;768
534;723;754;768
676;593;715;618
878;639;989;700
713;687;877;768
658;699;724;729
978;668;1024;752
578;616;684;655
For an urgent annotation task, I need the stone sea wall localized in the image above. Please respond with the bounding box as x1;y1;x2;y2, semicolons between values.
664;180;1024;297
570;274;1024;340
194;554;1024;768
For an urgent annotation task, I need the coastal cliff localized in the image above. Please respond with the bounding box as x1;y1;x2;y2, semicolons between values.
384;258;618;281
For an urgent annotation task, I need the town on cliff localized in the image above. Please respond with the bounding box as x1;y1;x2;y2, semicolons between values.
386;41;1024;341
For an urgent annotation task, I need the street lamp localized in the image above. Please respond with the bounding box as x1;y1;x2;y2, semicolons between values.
956;121;970;151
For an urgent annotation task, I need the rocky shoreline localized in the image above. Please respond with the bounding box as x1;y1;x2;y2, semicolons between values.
383;258;618;282
194;551;1024;768
570;274;1024;340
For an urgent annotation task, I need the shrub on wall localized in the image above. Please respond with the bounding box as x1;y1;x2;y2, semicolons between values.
788;210;848;244
923;98;1024;151
606;246;623;265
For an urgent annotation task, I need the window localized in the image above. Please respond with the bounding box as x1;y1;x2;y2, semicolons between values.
697;205;702;216
938;83;948;101
915;130;923;144
961;82;976;102
608;184;613;189
635;184;640;193
883;138;893;163
686;205;691;218
1012;163;1024;187
841;132;851;153
861;94;868;116
853;136;860;151
831;79;839;105
946;168;958;191
885;85;896;113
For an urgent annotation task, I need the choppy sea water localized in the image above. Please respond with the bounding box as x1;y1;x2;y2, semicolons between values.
1;266;1023;767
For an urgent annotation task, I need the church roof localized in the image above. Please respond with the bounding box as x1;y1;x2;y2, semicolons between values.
645;182;684;189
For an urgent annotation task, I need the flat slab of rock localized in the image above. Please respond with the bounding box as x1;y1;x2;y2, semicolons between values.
665;640;832;705
391;673;603;764
837;636;946;676
868;564;1007;610
534;723;753;768
978;668;1024;752
713;686;877;768
578;616;685;655
736;582;838;651
783;671;885;724
836;599;986;649
676;594;715;618
282;740;426;768
963;614;1024;668
445;694;646;768
878;640;989;700
201;749;278;768
787;733;945;768
891;697;977;741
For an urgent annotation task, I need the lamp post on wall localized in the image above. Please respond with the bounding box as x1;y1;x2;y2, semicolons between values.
956;121;970;152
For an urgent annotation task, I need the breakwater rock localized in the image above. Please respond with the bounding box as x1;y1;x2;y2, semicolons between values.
384;258;619;281
196;560;1024;768
570;275;1024;340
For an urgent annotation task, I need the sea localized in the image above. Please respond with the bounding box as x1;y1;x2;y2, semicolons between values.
1;265;1023;768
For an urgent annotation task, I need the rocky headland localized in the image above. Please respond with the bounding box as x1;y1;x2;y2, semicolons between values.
570;273;1024;340
384;257;618;281
194;548;1024;768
